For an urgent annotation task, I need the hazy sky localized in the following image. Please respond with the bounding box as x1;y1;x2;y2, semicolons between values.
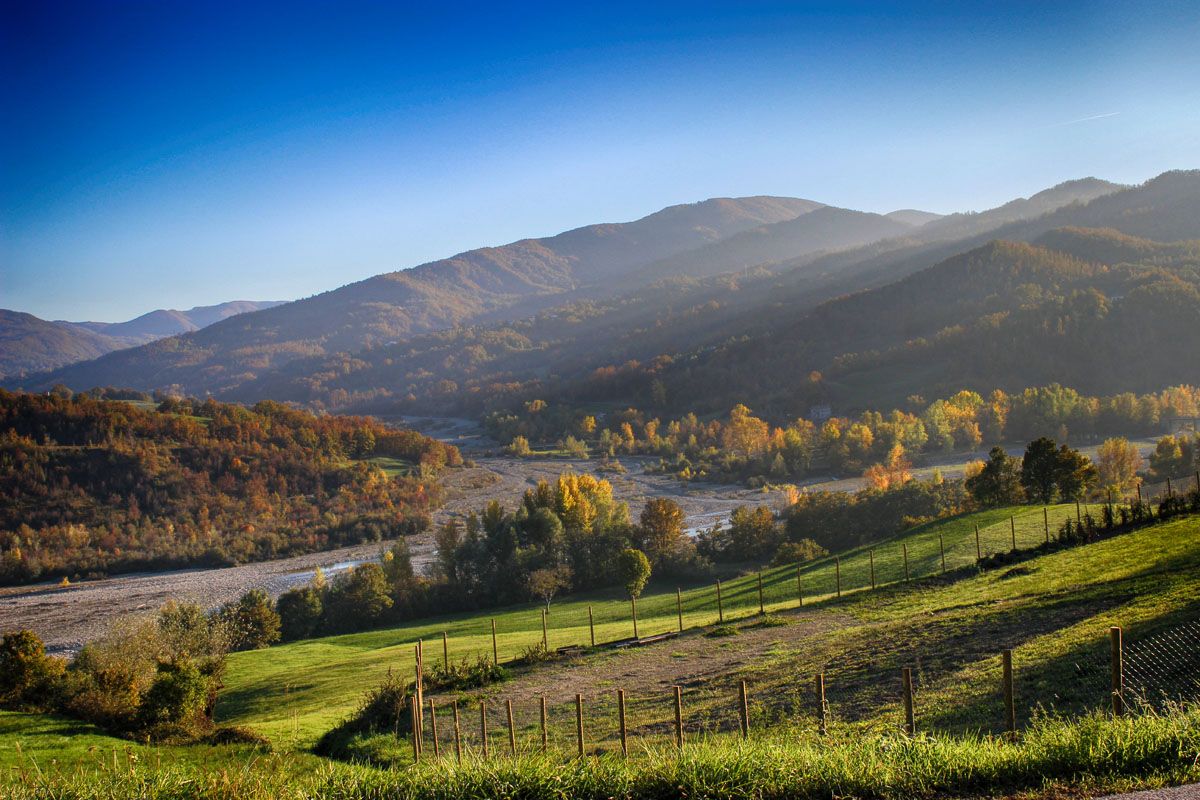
3;1;1199;321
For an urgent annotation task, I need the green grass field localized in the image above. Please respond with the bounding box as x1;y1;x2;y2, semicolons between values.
213;503;1180;748
3;506;1198;798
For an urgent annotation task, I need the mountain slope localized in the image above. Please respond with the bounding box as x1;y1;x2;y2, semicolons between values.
67;300;287;342
0;301;285;380
0;311;120;380
885;209;943;227
17;197;821;395
624;206;915;286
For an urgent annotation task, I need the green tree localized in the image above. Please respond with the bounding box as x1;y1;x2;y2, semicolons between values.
277;585;323;642
1149;434;1196;480
324;563;393;632
966;446;1024;507
1054;444;1098;501
618;548;652;600
1021;437;1061;503
526;564;573;612
219;589;281;651
725;505;782;561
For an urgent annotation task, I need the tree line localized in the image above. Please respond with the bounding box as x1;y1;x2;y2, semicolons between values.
483;383;1199;486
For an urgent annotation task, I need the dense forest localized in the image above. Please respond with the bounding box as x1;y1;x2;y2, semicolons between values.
0;390;460;584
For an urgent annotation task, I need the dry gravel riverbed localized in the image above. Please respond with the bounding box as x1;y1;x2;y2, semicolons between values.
1;417;1156;656
0;417;792;655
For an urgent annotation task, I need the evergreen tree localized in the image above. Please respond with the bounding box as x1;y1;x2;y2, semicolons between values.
966;446;1024;507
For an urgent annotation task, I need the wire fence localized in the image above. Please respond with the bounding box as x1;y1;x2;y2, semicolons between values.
404;501;1200;698
400;618;1200;765
1124;620;1200;708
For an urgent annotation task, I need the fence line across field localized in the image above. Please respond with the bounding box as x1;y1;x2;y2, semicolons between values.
429;505;1103;669
401;622;1195;764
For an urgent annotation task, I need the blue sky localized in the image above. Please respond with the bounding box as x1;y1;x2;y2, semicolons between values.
2;1;1198;321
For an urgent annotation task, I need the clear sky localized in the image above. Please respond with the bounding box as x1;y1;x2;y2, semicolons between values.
2;1;1198;322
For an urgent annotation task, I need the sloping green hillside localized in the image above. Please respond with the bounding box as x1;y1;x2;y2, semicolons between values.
214;506;1198;747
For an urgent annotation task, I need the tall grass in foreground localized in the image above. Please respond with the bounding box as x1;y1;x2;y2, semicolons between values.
7;706;1199;799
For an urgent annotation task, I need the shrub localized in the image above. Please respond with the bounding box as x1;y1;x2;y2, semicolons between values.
425;655;508;692
137;660;211;736
770;538;828;567
219;589;281;650
0;630;64;711
705;624;739;638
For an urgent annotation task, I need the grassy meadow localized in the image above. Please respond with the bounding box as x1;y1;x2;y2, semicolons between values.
3;505;1199;798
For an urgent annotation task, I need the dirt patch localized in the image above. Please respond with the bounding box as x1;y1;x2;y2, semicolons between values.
450;607;856;710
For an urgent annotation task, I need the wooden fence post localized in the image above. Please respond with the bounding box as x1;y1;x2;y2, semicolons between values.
796;566;804;606
505;699;517;756
1076;500;1082;523
816;672;827;735
442;631;449;668
575;694;585;757
452;700;462;764
758;571;765;614
491;618;498;666
414;645;424;754
738;680;750;739
676;588;684;631
673;686;684;749
540;696;548;752
716;579;725;623
588;606;595;647
938;536;946;574
631;596;639;639
1010;515;1017;552
1166;476;1173;498
429;698;440;758
1043;508;1049;544
902;543;910;583
869;549;876;589
617;689;628;757
480;701;489;758
902;667;915;736
410;696;420;762
541;608;548;650
1194;470;1199;494
1136;483;1142;505
1111;626;1124;716
835;557;841;598
1002;650;1016;736
975;523;982;561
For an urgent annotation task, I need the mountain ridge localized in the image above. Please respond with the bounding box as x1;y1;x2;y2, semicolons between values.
0;301;285;380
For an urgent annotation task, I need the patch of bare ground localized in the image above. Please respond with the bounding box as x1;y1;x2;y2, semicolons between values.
438;605;859;738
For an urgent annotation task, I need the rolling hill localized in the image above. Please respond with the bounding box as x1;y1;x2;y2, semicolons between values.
0;300;284;379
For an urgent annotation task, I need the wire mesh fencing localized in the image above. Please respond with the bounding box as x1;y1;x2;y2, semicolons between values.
1123;620;1200;708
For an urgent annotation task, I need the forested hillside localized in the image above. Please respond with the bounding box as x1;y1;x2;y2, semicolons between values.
14;177;1125;401
0;391;460;584
0;301;284;379
17;197;822;396
216;217;1200;425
